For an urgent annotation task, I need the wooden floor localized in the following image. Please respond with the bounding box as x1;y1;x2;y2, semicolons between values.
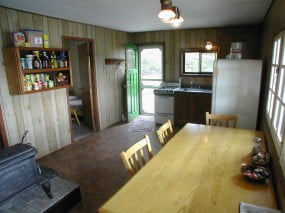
38;116;164;213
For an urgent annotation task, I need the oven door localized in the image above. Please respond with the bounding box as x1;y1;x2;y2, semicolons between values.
155;95;174;114
154;95;174;124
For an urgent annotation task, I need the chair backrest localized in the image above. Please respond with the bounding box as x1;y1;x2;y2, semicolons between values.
156;120;173;145
120;135;153;177
206;112;238;128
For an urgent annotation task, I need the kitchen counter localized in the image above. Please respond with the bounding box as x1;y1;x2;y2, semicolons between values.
174;87;212;94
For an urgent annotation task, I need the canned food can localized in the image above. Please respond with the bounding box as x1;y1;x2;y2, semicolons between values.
20;58;26;69
30;74;35;83
48;80;54;88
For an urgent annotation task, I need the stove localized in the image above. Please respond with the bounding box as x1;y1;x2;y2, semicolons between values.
154;86;179;124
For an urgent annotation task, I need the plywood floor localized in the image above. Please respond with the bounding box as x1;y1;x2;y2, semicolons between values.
38;116;165;213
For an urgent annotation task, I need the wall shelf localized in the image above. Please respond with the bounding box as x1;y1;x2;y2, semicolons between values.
3;47;73;95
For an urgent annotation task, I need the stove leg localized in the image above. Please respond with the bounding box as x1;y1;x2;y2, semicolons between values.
42;181;53;199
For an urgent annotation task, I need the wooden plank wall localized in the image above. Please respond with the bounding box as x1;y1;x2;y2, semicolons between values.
261;0;285;210
0;7;128;157
130;26;262;82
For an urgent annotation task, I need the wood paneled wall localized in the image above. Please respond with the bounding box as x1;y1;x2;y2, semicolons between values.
261;0;285;210
0;7;128;157
130;26;262;82
0;7;264;158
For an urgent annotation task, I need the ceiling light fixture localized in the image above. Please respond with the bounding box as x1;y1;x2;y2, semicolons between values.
167;6;184;27
205;41;213;50
158;0;176;19
158;0;184;26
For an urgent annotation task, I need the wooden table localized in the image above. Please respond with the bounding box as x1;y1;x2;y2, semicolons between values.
99;124;277;213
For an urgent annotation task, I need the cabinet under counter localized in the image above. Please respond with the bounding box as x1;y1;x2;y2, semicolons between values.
174;90;212;126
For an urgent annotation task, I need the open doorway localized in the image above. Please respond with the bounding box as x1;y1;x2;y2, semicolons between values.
138;45;163;115
62;37;100;141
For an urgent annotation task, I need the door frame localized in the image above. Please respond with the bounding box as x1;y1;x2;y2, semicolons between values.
62;36;101;138
0;104;9;148
138;44;164;115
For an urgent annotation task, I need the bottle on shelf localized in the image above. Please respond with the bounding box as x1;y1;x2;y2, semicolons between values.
64;55;68;67
50;51;58;68
56;55;61;68
59;51;65;68
42;51;50;68
59;54;64;68
32;51;41;69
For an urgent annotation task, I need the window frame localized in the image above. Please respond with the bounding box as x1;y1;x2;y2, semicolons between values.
180;48;218;76
139;44;164;82
266;31;285;157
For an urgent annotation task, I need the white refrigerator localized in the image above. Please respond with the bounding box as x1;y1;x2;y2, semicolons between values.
212;59;262;130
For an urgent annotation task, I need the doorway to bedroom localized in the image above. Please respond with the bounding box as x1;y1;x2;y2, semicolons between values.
62;36;100;141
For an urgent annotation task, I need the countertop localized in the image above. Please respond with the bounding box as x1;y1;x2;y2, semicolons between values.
174;87;212;94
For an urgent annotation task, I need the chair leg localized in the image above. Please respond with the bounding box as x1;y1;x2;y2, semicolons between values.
73;109;80;125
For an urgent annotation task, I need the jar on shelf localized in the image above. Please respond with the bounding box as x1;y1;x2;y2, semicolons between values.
33;82;39;90
25;55;33;69
24;75;32;91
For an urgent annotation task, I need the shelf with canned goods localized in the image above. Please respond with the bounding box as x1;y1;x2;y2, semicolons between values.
23;71;71;93
3;47;73;95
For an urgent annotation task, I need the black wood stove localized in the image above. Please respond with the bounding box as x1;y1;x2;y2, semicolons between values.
0;143;56;204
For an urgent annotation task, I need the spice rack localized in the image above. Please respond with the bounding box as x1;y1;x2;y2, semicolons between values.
3;47;73;95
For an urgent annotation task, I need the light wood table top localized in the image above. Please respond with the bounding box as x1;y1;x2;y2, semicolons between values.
99;123;277;213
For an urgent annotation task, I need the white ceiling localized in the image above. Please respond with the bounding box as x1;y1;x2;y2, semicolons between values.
0;0;272;33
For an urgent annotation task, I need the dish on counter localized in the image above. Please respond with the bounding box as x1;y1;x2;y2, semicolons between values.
241;163;270;182
252;151;270;166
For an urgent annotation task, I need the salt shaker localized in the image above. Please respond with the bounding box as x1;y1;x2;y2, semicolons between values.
252;137;262;155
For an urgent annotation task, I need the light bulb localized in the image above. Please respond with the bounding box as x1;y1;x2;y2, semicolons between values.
205;41;213;50
158;9;176;19
169;16;184;24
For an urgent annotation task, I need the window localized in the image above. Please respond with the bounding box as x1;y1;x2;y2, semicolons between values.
266;31;285;155
181;49;217;75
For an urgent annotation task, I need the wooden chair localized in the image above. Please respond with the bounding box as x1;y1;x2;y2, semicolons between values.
71;108;80;125
206;112;238;128
120;135;153;177
156;120;173;145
